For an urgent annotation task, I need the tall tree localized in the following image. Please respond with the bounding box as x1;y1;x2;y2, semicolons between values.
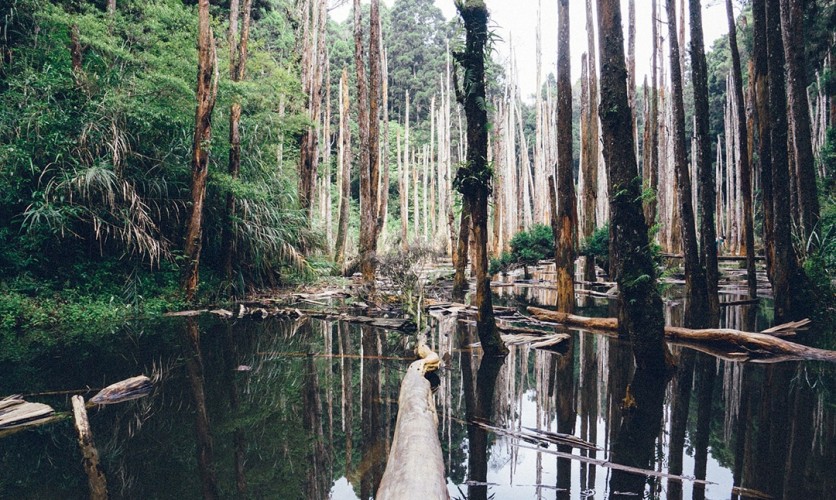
644;0;659;226
597;0;669;372
666;0;709;328
779;0;821;247
223;0;252;284
752;0;774;280
334;68;351;268
689;0;719;325
182;0;218;302
454;0;507;356
554;0;576;313
725;0;757;299
765;0;804;322
298;0;326;221
354;0;383;286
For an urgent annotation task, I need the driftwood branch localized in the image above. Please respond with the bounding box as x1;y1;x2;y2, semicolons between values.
527;306;836;362
377;345;448;499
72;395;108;500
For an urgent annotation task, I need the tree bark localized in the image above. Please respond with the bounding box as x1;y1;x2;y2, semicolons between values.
597;0;669;372
452;197;470;301
183;0;218;302
223;0;252;283
644;0;659;225
667;0;709;328
334;68;351;268
555;0;576;313
689;0;720;325
726;0;757;299
779;0;820;247
752;0;774;281
765;0;804;322
298;0;326;221
455;0;507;357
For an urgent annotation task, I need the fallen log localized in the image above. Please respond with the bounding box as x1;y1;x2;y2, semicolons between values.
72;395;108;500
89;376;153;405
377;345;448;500
527;307;836;362
0;396;56;431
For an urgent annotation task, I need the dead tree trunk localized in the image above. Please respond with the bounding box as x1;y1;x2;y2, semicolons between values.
726;0;757;299
753;0;774;281
223;0;252;283
666;0;709;328
298;0;326;221
644;0;659;225
452;196;470;301
377;47;390;237
71;396;108;500
689;0;720;325
183;0;218;302
334;68;351;268
779;0;820;247
597;0;670;372
555;0;576;313
454;0;507;357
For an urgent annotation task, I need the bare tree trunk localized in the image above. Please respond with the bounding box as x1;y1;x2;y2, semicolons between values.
334;68;351;268
298;0;326;221
223;0;252;283
403;91;411;248
376;47;390;238
453;196;471;301
779;0;820;247
726;0;757;299
689;0;719;325
596;0;670;372
667;0;709;328
585;0;599;232
644;0;659;225
555;0;576;314
752;0;774;281
183;0;218;302
455;0;507;356
627;0;637;162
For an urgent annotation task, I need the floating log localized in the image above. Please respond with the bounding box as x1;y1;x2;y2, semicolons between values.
89;376;153;405
661;253;765;261
527;307;836;362
377;345;448;500
719;298;760;307
0;396;56;431
71;395;108;500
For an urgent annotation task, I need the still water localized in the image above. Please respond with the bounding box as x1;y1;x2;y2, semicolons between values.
1;288;834;499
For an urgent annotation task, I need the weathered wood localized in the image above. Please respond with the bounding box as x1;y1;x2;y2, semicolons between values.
377;346;448;499
0;396;56;430
89;376;153;405
528;306;835;362
72;395;108;500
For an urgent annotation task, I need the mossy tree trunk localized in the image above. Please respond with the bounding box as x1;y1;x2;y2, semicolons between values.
454;0;506;356
666;0;709;328
555;0;576;313
596;0;669;372
725;0;758;299
689;0;720;325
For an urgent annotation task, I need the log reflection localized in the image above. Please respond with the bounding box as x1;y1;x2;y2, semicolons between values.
360;325;385;498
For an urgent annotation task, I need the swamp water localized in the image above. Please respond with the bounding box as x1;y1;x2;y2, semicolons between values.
1;282;835;499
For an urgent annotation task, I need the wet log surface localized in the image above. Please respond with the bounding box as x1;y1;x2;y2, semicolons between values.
377;345;448;499
527;306;836;362
72;395;108;500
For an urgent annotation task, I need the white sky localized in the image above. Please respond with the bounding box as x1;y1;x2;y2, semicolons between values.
330;0;737;102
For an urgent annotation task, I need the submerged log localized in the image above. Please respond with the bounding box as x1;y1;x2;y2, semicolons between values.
71;395;108;500
527;306;835;362
89;375;153;405
377;345;448;500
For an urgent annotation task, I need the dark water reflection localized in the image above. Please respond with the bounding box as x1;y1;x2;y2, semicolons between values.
1;294;835;499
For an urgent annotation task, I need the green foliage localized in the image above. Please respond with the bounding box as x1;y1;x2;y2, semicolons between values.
489;224;554;274
580;224;610;273
0;0;317;325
